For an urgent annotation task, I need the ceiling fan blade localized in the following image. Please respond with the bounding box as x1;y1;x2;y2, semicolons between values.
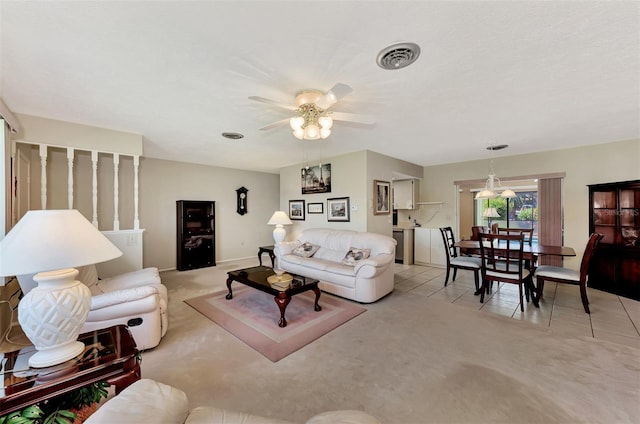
316;83;353;109
259;118;290;131
248;96;297;111
330;111;375;125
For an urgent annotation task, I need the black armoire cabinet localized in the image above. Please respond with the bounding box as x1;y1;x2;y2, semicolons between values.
176;200;215;271
588;180;640;300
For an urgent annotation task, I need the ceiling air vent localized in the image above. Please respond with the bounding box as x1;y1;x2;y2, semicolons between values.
222;132;244;140
376;42;421;70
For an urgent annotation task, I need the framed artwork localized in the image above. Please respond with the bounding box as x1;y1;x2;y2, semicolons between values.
289;200;305;220
373;180;391;215
327;197;350;222
308;202;324;214
301;163;331;194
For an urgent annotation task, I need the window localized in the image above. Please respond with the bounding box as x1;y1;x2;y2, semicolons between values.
475;189;538;240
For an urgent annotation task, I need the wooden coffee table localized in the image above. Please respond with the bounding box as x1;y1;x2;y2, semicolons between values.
0;325;141;416
226;265;321;327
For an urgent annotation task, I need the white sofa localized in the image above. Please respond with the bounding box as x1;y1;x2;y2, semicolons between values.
85;378;381;424
17;265;168;350
274;228;396;303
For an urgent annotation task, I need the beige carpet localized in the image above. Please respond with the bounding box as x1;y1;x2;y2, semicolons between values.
140;262;640;423
185;287;366;362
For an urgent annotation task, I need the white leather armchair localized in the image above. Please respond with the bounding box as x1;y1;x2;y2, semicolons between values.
18;265;168;350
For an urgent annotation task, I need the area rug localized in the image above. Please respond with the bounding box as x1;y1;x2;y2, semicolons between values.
185;287;366;362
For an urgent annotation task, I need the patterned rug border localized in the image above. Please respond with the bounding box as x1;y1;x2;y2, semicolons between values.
185;287;366;362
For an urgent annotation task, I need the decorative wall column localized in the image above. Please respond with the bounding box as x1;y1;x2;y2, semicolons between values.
39;144;47;210
67;148;74;209
112;153;119;231
133;155;140;230
91;150;99;227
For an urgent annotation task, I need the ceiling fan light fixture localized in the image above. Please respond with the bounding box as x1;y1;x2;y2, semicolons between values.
304;124;321;140
318;116;333;129
320;128;331;139
290;116;304;130
293;128;304;139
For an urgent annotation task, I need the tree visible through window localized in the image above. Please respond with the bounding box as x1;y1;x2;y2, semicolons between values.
476;190;538;240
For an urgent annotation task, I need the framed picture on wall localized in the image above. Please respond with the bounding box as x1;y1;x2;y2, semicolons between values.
373;180;391;215
308;202;324;214
289;200;305;220
327;197;350;222
301;163;331;194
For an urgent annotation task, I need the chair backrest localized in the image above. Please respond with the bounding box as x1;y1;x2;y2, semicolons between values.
440;227;458;261
471;226;490;241
580;232;604;282
478;232;526;281
497;227;534;246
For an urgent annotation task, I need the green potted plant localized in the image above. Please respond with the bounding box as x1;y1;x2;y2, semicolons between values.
0;381;109;424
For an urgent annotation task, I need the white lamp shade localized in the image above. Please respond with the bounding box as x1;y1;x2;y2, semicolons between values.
483;207;500;218
267;211;292;226
501;189;516;198
0;209;122;277
475;189;496;199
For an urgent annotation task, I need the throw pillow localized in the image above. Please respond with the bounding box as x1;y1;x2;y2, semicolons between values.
342;247;371;266
292;242;320;258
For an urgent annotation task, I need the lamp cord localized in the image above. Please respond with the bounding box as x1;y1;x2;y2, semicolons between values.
0;300;29;346
1;278;30;347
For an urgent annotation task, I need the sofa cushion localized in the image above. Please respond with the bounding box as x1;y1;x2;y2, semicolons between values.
342;247;371;266
313;246;348;263
85;379;189;424
292;242;320;258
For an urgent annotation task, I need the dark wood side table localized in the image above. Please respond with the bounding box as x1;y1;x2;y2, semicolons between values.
258;245;276;268
0;325;141;416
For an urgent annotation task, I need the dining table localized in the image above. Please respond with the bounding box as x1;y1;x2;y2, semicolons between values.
453;239;576;306
454;239;576;260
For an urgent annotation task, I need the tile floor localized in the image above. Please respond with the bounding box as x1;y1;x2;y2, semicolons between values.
393;263;640;349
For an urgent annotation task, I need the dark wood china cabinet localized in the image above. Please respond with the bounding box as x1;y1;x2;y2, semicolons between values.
176;200;216;271
588;180;640;300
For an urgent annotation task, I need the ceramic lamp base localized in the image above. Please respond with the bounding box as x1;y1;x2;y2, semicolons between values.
18;268;92;368
272;225;286;243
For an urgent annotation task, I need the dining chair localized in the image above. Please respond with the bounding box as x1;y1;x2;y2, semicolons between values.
496;227;533;246
534;232;604;314
496;227;535;270
440;227;483;295
478;232;532;312
471;226;490;241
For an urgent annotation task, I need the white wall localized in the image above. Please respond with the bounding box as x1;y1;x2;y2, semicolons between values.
139;158;280;270
421;139;640;270
14;115;281;272
279;150;423;240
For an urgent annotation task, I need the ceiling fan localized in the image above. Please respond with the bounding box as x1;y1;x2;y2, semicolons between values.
249;83;375;140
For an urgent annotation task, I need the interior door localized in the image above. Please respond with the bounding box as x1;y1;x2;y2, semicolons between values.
14;147;31;223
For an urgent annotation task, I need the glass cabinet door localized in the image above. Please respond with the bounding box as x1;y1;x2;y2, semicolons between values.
619;188;640;247
591;189;617;244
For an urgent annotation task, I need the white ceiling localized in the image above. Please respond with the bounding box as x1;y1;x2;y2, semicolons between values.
1;1;638;174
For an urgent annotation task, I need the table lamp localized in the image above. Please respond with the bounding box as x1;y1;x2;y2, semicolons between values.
483;207;500;227
0;209;122;367
267;211;292;243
